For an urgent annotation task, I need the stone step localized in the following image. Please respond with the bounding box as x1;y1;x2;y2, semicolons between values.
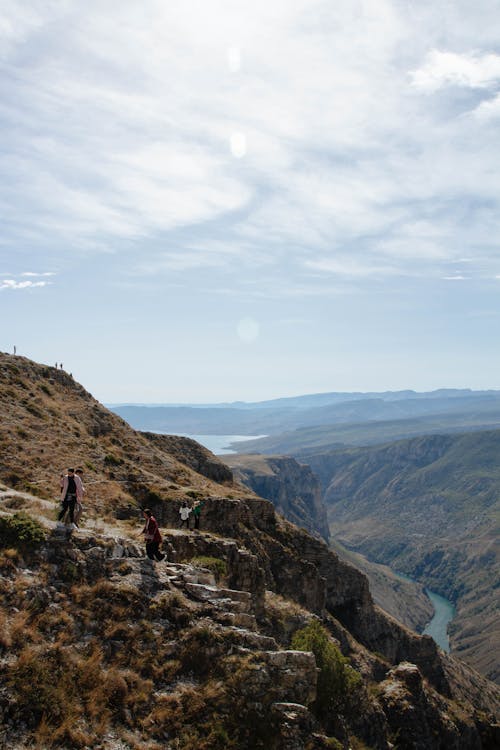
211;610;257;631
225;626;278;651
164;563;215;586
192;618;277;653
211;596;249;614
184;582;252;612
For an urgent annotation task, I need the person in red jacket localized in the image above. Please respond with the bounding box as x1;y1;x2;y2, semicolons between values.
140;509;165;561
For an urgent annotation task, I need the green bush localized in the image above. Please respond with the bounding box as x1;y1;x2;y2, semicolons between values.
104;453;123;466
0;512;45;552
292;620;361;720
189;556;227;581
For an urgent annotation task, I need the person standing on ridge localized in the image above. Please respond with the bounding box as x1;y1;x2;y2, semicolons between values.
140;509;165;561
179;501;192;529
58;468;83;529
192;499;205;530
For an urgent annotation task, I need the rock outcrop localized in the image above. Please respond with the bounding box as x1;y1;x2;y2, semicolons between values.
225;453;330;542
142;432;234;484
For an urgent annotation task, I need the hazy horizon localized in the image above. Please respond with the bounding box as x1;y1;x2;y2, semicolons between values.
105;385;500;407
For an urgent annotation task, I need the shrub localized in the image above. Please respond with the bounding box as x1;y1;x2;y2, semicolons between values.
291;620;361;720
5;472;22;488
178;626;224;676
0;512;45;552
189;556;227;581
104;453;123;466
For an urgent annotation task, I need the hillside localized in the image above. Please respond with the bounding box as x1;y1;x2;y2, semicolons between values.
299;433;500;683
0;352;499;749
232;409;500;454
0;355;246;515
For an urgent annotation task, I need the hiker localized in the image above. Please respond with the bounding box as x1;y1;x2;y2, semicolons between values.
74;468;86;527
140;509;165;561
179;501;192;529
192;499;205;530
58;468;83;529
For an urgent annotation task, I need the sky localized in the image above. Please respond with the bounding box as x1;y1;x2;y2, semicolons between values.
1;0;500;403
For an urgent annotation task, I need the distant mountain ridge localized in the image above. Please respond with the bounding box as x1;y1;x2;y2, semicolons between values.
109;387;500;411
110;389;500;440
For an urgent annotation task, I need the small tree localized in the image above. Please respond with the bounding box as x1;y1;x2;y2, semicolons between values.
292;619;361;720
0;512;45;552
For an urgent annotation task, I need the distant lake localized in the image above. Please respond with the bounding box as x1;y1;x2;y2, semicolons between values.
159;433;267;455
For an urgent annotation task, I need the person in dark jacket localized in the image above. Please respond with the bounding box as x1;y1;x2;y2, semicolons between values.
58;468;83;529
140;508;165;561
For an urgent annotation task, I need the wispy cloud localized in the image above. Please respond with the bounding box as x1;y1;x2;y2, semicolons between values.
0;279;52;290
1;0;500;293
411;50;500;92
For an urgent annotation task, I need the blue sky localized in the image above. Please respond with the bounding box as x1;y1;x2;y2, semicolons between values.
1;0;500;403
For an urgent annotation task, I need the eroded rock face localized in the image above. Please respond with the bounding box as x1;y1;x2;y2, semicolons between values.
263;519;449;695
142;432;234;483
226;453;330;542
379;662;484;750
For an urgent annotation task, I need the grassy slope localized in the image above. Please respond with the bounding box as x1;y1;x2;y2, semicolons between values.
0;353;250;518
310;432;500;682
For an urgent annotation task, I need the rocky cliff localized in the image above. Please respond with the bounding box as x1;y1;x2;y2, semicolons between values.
224;453;330;543
225;454;433;633
300;434;500;683
0;352;498;749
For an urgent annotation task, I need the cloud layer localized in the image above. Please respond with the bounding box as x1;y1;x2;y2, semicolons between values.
1;0;500;295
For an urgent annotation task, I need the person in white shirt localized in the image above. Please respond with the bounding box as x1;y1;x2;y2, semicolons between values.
179;502;192;529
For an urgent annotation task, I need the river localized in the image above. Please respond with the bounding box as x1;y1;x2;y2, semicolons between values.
395;571;455;652
422;588;456;653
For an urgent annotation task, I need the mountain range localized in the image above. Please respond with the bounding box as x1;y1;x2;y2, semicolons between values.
110;390;500;443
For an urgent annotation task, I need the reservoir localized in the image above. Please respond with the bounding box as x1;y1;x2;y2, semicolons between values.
165;433;267;455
